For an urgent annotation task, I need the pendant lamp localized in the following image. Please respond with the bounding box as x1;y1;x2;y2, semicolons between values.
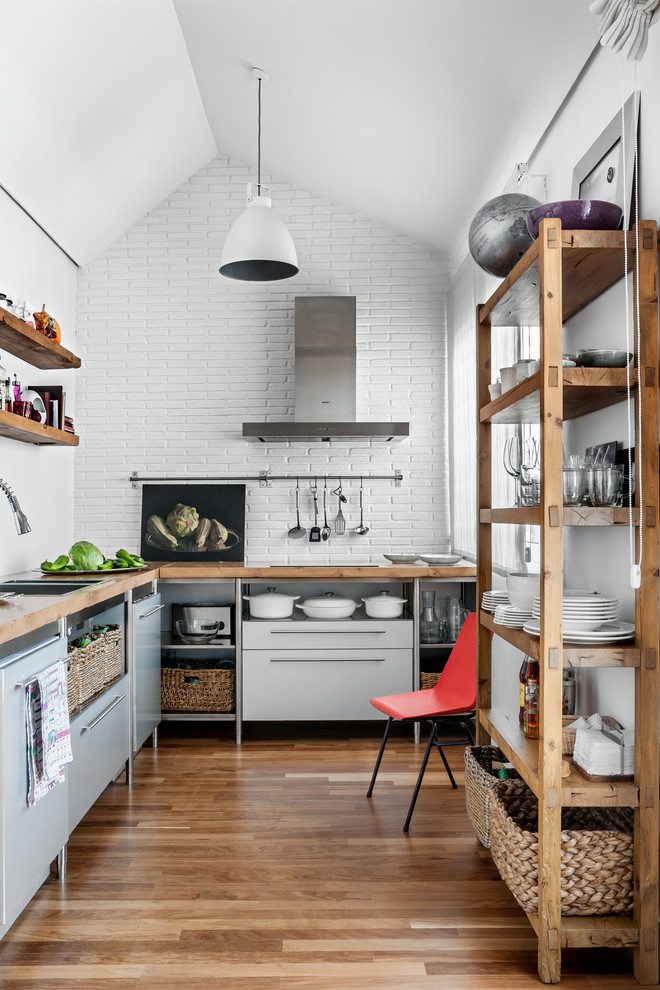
220;68;298;282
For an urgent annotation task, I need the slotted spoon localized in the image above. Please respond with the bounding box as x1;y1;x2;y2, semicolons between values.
321;479;331;541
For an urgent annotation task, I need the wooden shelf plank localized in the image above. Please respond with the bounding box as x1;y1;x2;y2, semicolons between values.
480;707;639;807
0;307;81;370
481;506;639;527
0;409;79;446
479;228;635;327
480;368;636;425
480;611;640;667
527;913;639;948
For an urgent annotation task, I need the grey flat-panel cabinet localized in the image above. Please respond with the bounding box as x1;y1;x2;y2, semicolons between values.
0;634;69;939
132;592;162;752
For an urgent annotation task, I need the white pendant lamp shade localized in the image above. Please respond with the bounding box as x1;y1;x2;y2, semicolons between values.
220;188;298;282
219;67;299;283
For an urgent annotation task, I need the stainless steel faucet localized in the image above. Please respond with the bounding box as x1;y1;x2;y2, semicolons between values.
0;479;31;535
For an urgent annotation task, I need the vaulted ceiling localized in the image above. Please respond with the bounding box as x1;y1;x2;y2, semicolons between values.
2;0;597;267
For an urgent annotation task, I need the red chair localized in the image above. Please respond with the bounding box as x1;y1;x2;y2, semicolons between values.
366;611;477;831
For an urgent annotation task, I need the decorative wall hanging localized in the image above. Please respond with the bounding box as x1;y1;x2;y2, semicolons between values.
589;0;660;61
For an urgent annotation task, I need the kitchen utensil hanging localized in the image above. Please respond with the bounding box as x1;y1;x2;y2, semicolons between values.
354;477;369;535
333;479;347;535
287;478;306;539
321;479;331;541
309;479;321;542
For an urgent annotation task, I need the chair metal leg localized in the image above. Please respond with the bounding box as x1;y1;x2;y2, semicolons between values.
432;730;458;790
403;721;438;832
458;719;475;745
367;717;393;797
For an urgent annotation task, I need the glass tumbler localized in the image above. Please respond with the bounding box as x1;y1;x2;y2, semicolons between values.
589;466;623;507
563;468;588;505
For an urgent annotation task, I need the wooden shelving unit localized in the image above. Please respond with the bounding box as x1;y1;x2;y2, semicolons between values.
476;219;660;984
0;307;80;445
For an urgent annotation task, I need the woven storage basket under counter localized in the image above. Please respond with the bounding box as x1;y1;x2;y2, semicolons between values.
67;625;123;715
489;778;634;916
463;746;521;848
161;664;234;713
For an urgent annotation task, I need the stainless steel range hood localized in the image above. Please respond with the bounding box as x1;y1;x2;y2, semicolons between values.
242;296;410;443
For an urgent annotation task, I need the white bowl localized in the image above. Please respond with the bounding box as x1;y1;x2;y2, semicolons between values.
418;554;461;565
506;571;541;593
507;591;536;611
383;553;419;563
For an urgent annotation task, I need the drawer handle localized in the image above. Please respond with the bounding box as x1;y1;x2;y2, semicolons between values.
139;604;166;619
81;693;127;731
268;628;387;634
269;657;386;663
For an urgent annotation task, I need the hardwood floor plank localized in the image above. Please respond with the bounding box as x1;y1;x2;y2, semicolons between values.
0;721;645;987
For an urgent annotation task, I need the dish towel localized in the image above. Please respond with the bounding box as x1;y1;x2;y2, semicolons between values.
25;660;73;806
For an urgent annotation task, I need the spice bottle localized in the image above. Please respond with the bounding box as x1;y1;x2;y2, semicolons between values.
0;353;7;411
523;674;540;739
562;668;576;715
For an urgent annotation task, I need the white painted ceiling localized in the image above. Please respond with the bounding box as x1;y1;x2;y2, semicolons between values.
2;0;598;267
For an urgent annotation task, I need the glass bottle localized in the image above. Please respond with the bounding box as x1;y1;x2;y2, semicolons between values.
523;674;540;739
562;668;576;716
447;595;462;641
420;590;441;643
0;353;7;411
518;655;537;725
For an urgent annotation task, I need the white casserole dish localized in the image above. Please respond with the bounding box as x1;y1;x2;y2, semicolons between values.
243;587;300;618
295;592;362;619
361;590;406;618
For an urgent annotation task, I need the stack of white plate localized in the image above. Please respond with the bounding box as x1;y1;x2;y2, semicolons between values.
481;590;509;613
523;591;634;642
494;603;534;629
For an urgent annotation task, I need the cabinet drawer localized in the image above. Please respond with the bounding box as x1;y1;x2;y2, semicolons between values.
242;648;412;720
242;619;413;651
68;675;129;831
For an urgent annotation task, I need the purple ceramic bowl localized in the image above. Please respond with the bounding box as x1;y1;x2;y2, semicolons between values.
526;200;623;239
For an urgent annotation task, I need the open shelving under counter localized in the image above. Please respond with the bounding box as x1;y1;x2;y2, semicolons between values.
479;707;639;808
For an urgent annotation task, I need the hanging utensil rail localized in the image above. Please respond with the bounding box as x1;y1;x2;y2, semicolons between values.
130;471;403;488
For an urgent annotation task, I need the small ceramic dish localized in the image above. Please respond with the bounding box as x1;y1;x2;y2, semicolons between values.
418;554;462;565
576;349;633;368
383;553;420;564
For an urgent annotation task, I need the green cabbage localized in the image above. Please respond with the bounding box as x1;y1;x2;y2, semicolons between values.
69;540;105;570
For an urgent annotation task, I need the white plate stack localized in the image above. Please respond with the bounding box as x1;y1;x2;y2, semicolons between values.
481;590;509;613
493;603;534;629
523;591;634;642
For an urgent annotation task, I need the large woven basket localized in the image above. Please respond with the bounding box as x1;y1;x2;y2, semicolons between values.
161;665;235;713
464;746;521;848
420;671;441;690
67;625;123;715
489;778;634;916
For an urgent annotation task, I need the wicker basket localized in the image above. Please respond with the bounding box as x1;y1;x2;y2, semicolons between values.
562;714;622;756
489;778;634;916
161;665;235;713
464;746;521;848
420;671;441;690
67;625;123;715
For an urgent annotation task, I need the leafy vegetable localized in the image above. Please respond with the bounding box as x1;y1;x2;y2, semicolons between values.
41;554;70;571
166;503;199;538
68;541;105;571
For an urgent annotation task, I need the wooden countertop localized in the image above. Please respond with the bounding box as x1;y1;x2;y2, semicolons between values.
158;561;477;580
0;565;160;647
0;561;475;646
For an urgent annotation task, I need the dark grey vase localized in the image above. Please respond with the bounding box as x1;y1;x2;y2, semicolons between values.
468;193;542;278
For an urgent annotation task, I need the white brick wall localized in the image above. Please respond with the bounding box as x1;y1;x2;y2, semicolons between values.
75;155;453;564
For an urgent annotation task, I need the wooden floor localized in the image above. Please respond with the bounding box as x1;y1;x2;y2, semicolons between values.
0;721;645;989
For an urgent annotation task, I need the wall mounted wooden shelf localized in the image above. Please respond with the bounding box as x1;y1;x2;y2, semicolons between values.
0;409;78;446
0;307;81;370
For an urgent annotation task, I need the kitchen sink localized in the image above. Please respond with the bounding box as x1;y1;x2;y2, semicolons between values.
0;579;108;596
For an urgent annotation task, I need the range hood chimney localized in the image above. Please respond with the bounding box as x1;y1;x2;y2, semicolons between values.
242;296;410;443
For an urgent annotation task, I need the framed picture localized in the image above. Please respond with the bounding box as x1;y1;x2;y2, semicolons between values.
571;91;640;227
140;483;246;562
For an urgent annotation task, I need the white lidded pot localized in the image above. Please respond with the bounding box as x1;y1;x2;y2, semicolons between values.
243;587;300;618
296;591;362;619
361;589;406;618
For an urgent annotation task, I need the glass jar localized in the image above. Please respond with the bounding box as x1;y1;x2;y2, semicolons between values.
562;668;576;716
447;596;463;641
420;590;441;643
